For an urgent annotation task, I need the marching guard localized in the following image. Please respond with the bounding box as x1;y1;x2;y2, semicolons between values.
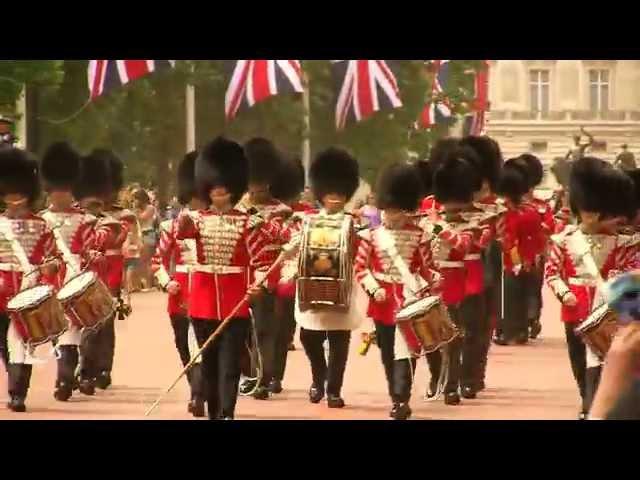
0;147;62;412
355;162;438;419
237;138;289;399
39;142;109;402
545;157;640;419
175;137;283;420
152;151;207;417
285;148;362;408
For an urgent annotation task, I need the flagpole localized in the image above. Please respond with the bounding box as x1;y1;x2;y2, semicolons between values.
186;83;196;152
16;85;27;149
301;71;311;186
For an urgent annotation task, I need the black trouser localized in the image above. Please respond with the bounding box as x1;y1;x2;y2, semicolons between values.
393;358;417;403
171;314;204;400
0;312;9;371
79;313;115;380
459;293;488;389
374;322;396;401
484;241;503;336
250;292;277;388
503;271;538;340
192;317;250;420
529;265;544;326
56;345;79;388
273;296;297;382
425;304;462;394
300;328;350;397
585;365;602;413
478;286;495;385
564;323;587;411
7;363;32;400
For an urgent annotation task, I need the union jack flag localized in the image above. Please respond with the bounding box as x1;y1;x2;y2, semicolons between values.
88;60;176;99
224;60;304;121
332;60;403;130
416;60;453;129
463;61;490;136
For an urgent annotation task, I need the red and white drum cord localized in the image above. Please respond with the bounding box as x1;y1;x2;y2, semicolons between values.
423;345;449;402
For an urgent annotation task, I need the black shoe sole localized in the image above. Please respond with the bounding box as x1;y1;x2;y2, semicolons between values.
444;395;461;406
54;390;73;402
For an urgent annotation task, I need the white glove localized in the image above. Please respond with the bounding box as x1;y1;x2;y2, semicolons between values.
563;292;578;307
166;281;181;295
373;288;387;303
513;264;523;276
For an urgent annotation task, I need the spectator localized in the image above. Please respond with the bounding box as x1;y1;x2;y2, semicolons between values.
123;216;144;293
133;188;158;291
589;322;640;419
614;144;636;172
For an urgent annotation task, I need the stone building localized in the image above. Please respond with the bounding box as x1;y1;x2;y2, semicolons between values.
486;60;640;187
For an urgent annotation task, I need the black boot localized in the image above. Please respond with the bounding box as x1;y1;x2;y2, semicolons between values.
515;332;529;345
95;370;112;390
391;402;412;420
493;334;510;346
309;383;324;404
252;386;270;400
189;397;206;418
444;391;461;405
78;378;95;396
7;396;26;413
529;320;542;339
268;379;283;394
327;394;345;408
389;403;399;418
54;380;73;402
461;385;477;399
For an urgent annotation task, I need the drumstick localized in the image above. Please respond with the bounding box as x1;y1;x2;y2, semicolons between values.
144;254;285;417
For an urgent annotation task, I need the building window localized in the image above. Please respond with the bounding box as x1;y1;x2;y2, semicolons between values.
589;70;609;113
529;70;550;117
530;141;548;154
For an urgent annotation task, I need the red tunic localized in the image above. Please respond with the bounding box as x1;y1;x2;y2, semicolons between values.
496;202;546;274
354;223;437;326
40;206;99;289
545;225;640;324
152;213;197;315
176;209;281;321
417;212;474;307
101;207;132;292
0;213;60;311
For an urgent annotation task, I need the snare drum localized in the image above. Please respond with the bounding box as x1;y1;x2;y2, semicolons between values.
395;296;460;355
575;303;618;361
7;285;68;346
57;271;115;330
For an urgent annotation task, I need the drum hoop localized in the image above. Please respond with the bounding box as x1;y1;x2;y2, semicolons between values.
6;285;55;312
576;305;613;333
58;272;97;302
396;296;441;322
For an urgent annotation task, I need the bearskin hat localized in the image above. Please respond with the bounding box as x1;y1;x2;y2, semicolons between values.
0;147;41;202
433;156;481;204
496;157;531;203
570;157;635;219
626;168;640;210
73;150;113;200
415;160;433;197
428;137;461;173
271;157;305;203
376;162;423;212
41;141;81;191
195;136;248;205
516;153;544;189
309;147;359;202
551;156;572;188
459;136;504;190
244;137;284;187
177;151;198;205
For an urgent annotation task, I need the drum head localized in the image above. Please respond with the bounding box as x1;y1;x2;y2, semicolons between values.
396;296;441;323
576;304;610;334
58;271;97;302
7;285;53;311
